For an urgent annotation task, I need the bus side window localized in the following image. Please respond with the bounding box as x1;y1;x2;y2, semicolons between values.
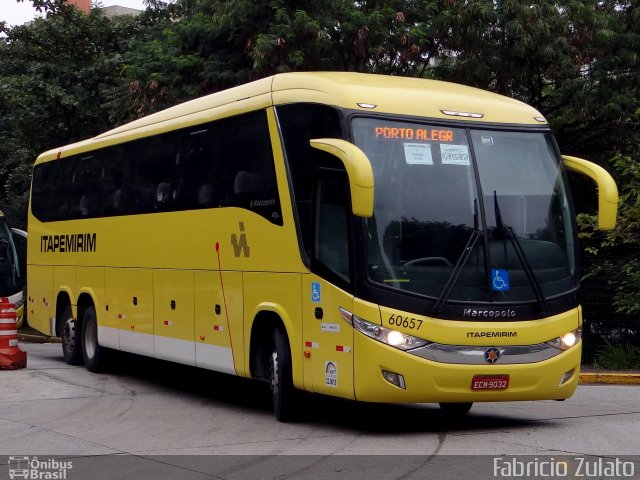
313;171;351;284
55;157;78;220
69;154;102;217
31;162;58;222
277;103;344;259
174;125;222;211
101;145;134;216
222;111;282;225
134;134;178;214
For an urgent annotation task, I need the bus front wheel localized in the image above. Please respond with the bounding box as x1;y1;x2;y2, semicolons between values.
81;306;106;373
269;328;298;422
60;305;83;366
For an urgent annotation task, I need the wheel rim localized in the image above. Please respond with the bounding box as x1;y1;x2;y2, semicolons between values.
63;318;76;354
270;351;279;394
85;318;96;360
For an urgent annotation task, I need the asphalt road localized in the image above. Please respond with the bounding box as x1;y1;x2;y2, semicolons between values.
1;342;638;479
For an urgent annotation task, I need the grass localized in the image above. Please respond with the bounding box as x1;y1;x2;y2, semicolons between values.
595;341;640;370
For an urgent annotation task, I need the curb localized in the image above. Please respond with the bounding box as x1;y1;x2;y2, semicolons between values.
18;333;61;344
579;373;640;385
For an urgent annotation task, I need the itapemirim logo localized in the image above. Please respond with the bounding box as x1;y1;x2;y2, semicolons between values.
8;457;72;480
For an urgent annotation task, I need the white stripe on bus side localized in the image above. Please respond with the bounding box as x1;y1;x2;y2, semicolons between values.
97;325;235;375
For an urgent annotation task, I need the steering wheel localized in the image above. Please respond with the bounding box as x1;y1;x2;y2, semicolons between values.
404;257;453;267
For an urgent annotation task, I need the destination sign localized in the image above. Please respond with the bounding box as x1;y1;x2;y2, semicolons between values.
374;126;454;142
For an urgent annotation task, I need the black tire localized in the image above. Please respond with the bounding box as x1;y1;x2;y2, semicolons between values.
269;328;298;422
60;305;83;365
439;402;473;416
81;306;106;373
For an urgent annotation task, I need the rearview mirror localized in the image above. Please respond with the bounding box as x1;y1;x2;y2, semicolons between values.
310;138;374;218
562;155;618;230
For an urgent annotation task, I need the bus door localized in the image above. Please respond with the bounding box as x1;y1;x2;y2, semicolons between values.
302;170;355;399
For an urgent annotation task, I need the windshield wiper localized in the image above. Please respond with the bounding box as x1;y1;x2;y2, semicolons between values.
493;192;548;315
432;229;481;314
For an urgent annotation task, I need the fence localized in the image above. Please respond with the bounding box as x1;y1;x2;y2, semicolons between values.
580;253;640;365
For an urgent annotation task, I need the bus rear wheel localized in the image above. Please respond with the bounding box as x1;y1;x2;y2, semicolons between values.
60;305;83;365
81;306;106;373
269;328;298;422
439;402;473;416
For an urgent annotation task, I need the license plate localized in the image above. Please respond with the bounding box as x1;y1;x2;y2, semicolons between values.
471;375;509;391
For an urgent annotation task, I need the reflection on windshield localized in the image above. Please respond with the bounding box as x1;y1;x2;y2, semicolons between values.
352;118;576;304
0;220;21;296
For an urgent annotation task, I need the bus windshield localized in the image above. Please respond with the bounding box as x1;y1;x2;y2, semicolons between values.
352;117;577;304
0;219;22;297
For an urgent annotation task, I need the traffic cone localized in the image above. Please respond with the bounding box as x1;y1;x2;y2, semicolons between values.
0;298;27;370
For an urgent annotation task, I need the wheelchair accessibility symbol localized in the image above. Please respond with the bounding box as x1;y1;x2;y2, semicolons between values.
311;282;321;303
491;269;510;291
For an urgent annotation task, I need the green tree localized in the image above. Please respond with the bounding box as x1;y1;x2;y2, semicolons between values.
578;156;640;315
122;0;352;113
120;0;462;112
0;1;144;226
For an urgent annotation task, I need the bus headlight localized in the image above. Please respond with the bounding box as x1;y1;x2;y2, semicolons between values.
546;328;582;351
339;307;428;351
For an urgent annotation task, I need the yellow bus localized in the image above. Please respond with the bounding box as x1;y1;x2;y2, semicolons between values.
1;209;25;328
27;73;618;420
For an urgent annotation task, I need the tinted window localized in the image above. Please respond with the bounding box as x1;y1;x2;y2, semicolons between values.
277;104;344;257
223;111;282;225
31;110;282;224
174;126;222;210
135;134;179;213
314;172;351;284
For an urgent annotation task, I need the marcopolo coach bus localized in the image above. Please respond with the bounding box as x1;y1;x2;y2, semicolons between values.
27;73;618;420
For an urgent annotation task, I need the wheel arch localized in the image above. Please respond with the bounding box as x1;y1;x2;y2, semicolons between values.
248;304;300;387
76;291;96;329
55;290;73;337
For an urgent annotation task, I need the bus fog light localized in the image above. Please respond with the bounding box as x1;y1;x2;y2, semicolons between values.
559;368;575;387
382;370;406;389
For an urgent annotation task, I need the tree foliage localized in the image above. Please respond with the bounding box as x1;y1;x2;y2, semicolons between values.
578;155;640;315
0;0;639;319
0;1;141;226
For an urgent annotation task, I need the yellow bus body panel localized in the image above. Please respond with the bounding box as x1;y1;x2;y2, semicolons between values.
300;274;355;398
194;270;243;375
26;264;54;335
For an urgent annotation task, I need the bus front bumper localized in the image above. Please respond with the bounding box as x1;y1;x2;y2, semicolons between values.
354;333;581;403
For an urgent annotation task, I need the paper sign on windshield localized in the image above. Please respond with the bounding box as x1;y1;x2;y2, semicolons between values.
441;144;471;165
404;143;433;165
